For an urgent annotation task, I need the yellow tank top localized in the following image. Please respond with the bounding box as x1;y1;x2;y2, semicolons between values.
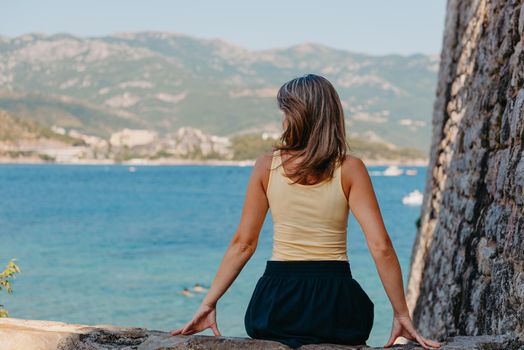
267;149;350;261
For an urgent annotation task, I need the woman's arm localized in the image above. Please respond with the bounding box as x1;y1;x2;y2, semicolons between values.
346;157;440;349
347;158;409;317
171;153;271;337
200;154;270;308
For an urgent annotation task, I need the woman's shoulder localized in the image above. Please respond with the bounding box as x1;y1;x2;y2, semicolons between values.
341;154;369;186
251;150;276;191
342;154;366;171
251;150;275;176
254;150;274;168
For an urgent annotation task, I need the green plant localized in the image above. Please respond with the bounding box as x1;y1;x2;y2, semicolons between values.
231;134;278;160
149;149;174;160
38;153;56;162
0;259;21;317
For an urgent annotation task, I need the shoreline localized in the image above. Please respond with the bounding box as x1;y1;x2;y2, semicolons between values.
0;157;429;167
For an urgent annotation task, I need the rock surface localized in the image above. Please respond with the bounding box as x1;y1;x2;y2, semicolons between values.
0;318;522;350
406;0;524;342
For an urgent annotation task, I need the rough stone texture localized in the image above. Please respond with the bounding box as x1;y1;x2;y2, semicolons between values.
406;0;524;342
0;318;522;350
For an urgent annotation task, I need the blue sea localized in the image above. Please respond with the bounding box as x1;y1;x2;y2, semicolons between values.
0;164;426;347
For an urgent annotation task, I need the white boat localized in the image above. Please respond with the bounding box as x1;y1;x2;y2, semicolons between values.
368;170;383;176
383;165;404;176
402;190;423;206
128;166;137;173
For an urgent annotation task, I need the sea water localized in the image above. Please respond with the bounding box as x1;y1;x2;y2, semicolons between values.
0;164;426;346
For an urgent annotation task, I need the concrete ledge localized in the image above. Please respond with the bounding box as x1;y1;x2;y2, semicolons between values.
0;318;521;350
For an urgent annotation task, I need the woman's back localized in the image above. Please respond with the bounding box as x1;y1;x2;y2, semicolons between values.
244;150;374;348
174;74;440;350
267;149;349;261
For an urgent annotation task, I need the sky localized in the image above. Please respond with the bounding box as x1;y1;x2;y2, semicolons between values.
1;0;447;56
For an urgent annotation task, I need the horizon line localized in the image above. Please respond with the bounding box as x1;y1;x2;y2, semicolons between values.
0;30;442;58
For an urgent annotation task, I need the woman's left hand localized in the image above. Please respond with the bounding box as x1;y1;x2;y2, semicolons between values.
384;315;441;349
170;303;221;336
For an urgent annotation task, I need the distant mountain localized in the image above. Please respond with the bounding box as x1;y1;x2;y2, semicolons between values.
0;32;438;151
0;91;145;137
0;109;79;144
0;109;85;161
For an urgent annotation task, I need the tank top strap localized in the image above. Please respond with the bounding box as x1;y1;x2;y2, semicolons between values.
333;159;341;178
270;149;281;176
273;149;280;167
267;150;281;194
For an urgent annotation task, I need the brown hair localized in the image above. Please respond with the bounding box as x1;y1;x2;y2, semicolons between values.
273;73;349;185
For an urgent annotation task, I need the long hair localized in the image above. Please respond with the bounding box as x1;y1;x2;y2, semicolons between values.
273;73;349;185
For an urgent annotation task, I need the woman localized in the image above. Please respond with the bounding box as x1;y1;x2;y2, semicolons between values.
171;74;441;349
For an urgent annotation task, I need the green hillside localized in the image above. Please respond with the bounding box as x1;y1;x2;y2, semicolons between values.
0;109;81;144
0;32;438;152
230;133;426;161
0;92;145;137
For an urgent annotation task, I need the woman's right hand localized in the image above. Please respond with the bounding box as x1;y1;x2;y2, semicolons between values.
170;303;221;337
384;315;441;349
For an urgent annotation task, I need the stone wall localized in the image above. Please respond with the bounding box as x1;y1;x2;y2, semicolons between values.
0;318;521;350
406;0;524;340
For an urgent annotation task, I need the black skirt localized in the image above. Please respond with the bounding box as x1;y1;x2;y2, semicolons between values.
244;260;374;349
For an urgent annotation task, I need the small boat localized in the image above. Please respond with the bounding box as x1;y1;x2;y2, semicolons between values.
405;169;418;176
368;170;383;177
128;166;137;172
383;165;403;176
402;190;424;206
